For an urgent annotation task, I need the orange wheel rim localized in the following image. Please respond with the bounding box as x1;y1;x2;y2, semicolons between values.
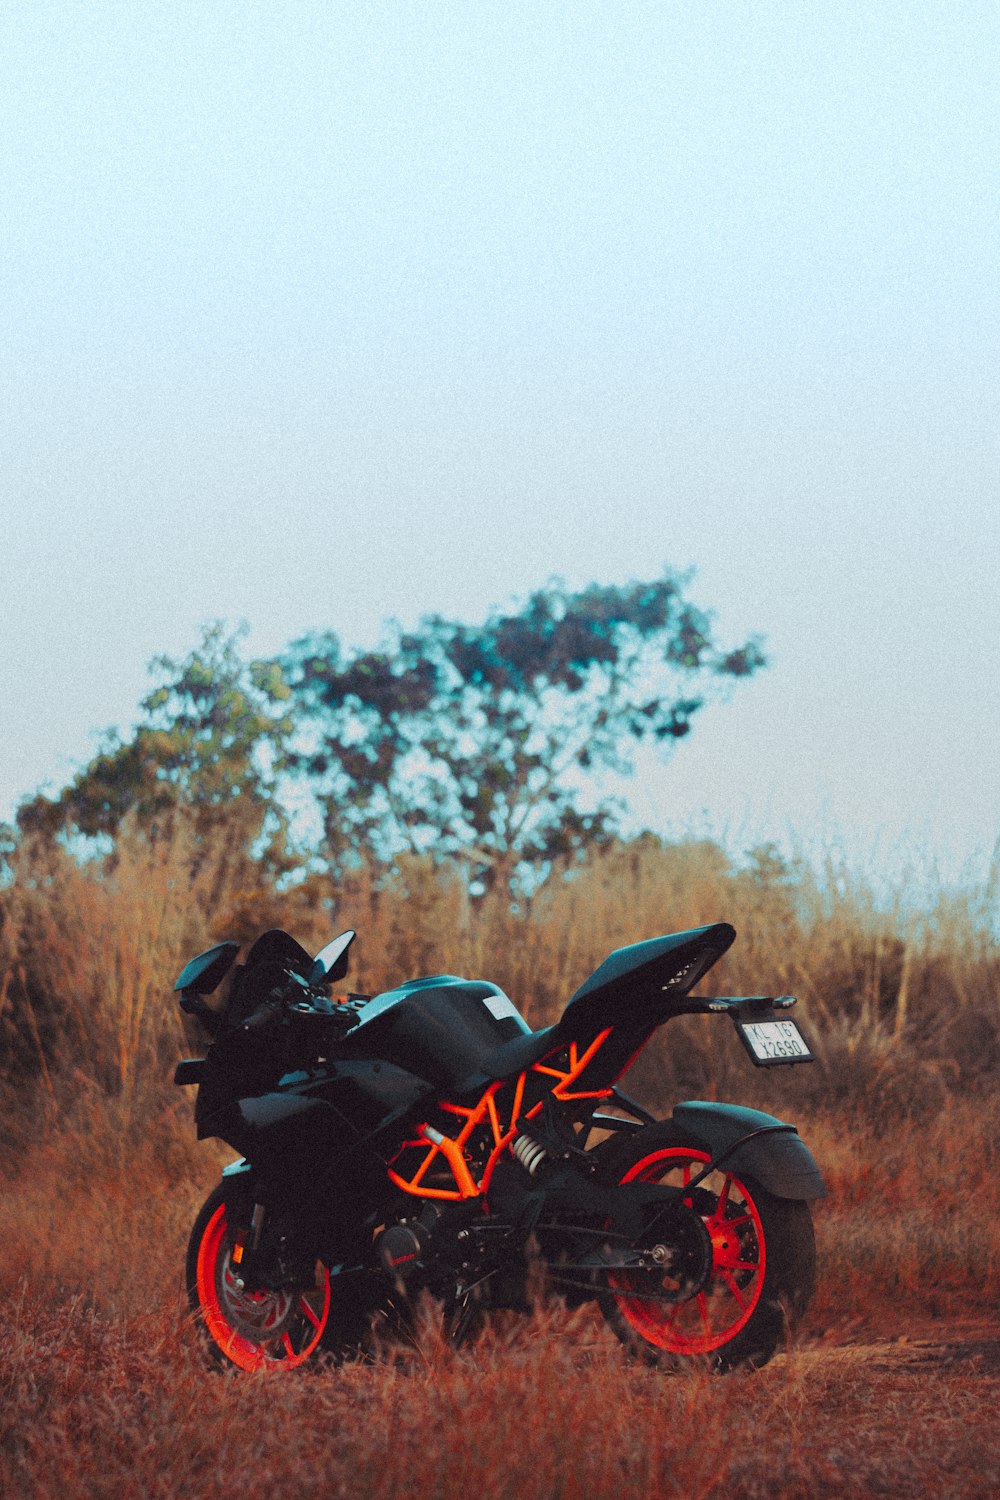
609;1147;766;1356
196;1205;331;1372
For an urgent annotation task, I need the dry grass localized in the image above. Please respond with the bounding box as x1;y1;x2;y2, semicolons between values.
4;823;997;1113
3;1088;1000;1497
2;821;999;1494
4;1284;1000;1499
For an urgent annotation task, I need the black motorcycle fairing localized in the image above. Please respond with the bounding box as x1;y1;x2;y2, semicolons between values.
243;929;315;976
340;977;532;1089
301;1059;433;1132
499;925;738;1093
215;1153;378;1287
197;1052;434;1146
558;924;735;1035
204;1090;399;1247
219;931;318;1027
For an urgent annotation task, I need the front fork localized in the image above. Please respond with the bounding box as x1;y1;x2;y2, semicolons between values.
219;1161;288;1291
227;1201;266;1285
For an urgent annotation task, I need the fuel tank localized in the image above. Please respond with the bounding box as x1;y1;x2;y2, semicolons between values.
338;974;532;1089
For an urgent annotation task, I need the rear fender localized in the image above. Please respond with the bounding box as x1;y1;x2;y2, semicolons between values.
672;1101;826;1201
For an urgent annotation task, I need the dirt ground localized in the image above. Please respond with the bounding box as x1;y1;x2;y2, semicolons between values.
805;1321;1000;1375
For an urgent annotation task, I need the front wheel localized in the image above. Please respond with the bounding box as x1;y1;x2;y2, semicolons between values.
185;1184;333;1372
600;1126;816;1372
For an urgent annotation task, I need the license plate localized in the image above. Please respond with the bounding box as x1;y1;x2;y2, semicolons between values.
735;1017;815;1067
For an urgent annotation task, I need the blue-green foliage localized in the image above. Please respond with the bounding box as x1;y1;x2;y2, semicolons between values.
15;573;764;894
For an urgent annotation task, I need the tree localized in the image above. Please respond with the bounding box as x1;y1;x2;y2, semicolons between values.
14;574;765;899
282;572;765;893
17;624;291;867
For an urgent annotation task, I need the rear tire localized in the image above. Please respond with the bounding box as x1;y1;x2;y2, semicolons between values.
599;1125;816;1372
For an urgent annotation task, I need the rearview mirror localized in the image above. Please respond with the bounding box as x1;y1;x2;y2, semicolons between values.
311;930;356;984
174;941;240;995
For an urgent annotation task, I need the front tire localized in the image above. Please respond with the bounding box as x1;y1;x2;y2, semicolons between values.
185;1184;333;1372
600;1126;816;1372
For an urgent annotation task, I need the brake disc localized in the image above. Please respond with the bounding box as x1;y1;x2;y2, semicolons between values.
216;1253;296;1342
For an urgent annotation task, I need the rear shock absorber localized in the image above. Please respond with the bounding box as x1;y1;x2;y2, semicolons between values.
511;1130;549;1177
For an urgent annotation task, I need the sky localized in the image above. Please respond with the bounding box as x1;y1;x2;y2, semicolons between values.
2;1;998;887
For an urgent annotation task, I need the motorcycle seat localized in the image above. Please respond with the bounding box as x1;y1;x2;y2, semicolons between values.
455;1024;559;1093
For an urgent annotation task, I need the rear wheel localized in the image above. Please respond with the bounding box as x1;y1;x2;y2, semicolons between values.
600;1128;815;1371
186;1185;333;1372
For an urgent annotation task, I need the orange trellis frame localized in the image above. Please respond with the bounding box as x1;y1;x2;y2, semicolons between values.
386;1028;614;1203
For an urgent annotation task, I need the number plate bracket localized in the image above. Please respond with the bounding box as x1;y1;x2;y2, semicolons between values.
733;1015;816;1067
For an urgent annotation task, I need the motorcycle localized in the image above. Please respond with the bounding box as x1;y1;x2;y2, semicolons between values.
174;921;824;1373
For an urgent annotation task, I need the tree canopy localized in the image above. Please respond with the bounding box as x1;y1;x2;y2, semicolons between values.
17;624;291;863
282;571;763;891
16;572;765;895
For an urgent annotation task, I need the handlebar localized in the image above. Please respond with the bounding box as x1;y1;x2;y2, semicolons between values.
240;985;359;1046
241;1001;283;1034
180;963;361;1058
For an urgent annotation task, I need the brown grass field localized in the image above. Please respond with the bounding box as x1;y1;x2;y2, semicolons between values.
2;826;999;1497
